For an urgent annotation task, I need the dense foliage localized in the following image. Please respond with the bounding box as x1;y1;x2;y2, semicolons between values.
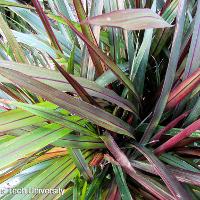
0;0;199;199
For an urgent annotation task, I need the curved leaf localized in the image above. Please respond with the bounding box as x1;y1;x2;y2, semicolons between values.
131;160;200;186
0;60;137;114
0;0;34;9
2;100;97;137
155;118;200;155
0;67;134;137
73;0;104;76
49;13;140;102
131;145;190;200
139;0;188;145
166;68;200;110
0;123;71;170
82;9;171;30
0;14;28;63
68;148;93;181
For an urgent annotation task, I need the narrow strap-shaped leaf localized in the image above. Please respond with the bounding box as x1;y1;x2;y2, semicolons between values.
68;148;93;181
52;135;105;149
151;110;190;143
166;68;200;110
183;0;200;79
32;0;62;52
131;160;200;186
0;108;46;133
2;100;97;137
7;155;80;199
139;0;188;145
183;97;200;126
160;153;200;172
132;145;191;200
82;9;171;30
139;122;200;138
131;2;156;95
73;177;80;200
151;0;179;56
0;83;24;102
0;0;35;9
67;44;75;74
0;14;28;63
173;1;200;115
106;182;120;200
0;60;137;114
73;0;104;76
95;63;128;87
49;14;140;102
50;56;99;106
131;28;154;95
0;67;134;137
102;132;174;200
0;123;72;169
80;181;88;200
155;118;200;155
85;169;107;200
112;164;133;200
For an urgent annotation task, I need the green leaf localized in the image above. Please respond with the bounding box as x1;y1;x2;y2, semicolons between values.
131;160;200;186
73;0;104;76
183;0;200;79
85;169;107;200
131;1;156;96
0;0;35;9
183;97;200;127
0;123;72;170
2;155;81;199
112;165;133;200
151;0;179;56
132;145;190;200
95;63;128;87
160;153;200;172
12;30;57;58
67;44;75;74
52;135;105;149
49;13;140;102
0;14;28;63
139;0;188;145
5;100;98;137
69;148;93;181
80;181;88;200
0;109;45;133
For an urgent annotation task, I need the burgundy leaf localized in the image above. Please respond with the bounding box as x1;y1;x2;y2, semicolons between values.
151;110;190;144
154;118;200;155
132;145;191;200
50;56;99;106
31;0;62;52
166;68;200;110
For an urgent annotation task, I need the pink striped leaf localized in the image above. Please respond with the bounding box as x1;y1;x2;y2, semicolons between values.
82;9;172;30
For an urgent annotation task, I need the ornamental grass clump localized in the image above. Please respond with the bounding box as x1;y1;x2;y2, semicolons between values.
0;0;199;199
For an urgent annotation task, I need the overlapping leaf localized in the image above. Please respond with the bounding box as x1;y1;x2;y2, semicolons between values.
0;67;134;137
82;9;171;30
0;60;137;113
